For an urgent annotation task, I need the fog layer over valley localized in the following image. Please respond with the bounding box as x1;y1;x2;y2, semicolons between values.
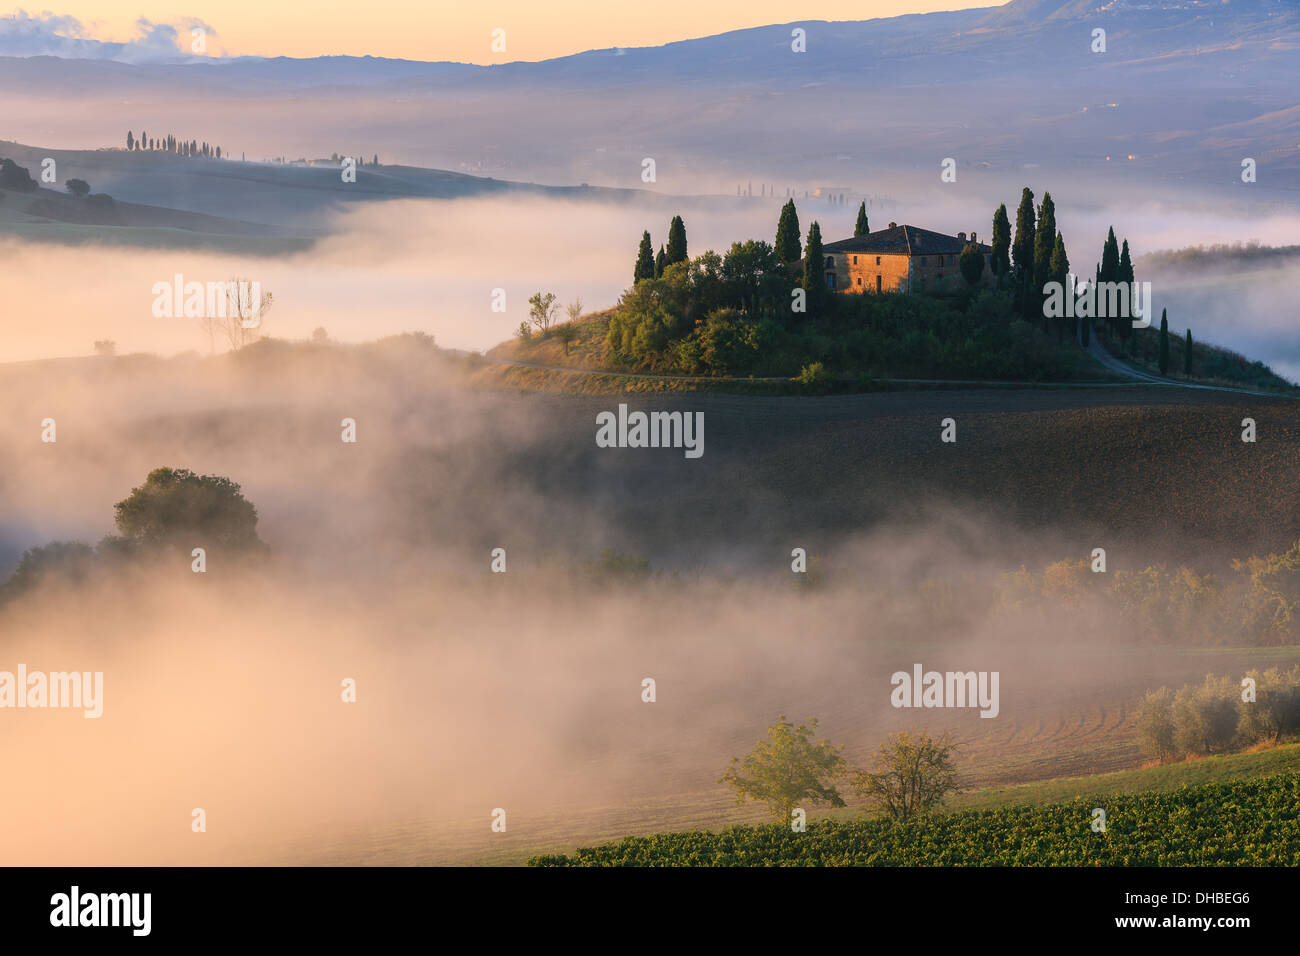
2;349;1299;863
3;187;1299;373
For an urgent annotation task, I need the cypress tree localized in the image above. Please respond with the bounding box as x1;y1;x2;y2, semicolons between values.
1047;230;1069;340
655;245;666;278
634;231;655;283
1100;227;1120;283
1185;329;1193;376
1159;309;1170;375
1049;231;1069;287
666;215;688;265
991;203;1011;278
854;201;869;238
802;221;826;309
1033;192;1057;294
1012;188;1036;277
775;199;801;262
1117;239;1135;339
1012;188;1036;316
1099;228;1119;331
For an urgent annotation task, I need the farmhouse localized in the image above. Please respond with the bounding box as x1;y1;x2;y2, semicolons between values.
820;223;994;294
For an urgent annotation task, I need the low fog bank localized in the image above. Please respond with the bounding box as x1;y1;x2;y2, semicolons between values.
4;345;1298;578
3;183;1297;370
0;513;1261;866
4;339;1300;863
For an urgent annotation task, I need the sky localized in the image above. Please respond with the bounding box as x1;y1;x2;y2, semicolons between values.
1;1;999;62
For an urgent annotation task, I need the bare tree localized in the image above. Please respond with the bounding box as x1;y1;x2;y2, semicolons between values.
219;278;274;351
565;297;583;324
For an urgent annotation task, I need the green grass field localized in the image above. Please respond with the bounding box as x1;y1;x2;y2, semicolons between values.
530;760;1300;866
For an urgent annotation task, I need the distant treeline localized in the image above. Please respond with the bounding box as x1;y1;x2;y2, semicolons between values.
1139;242;1300;271
996;541;1300;646
125;130;225;158
1136;668;1300;763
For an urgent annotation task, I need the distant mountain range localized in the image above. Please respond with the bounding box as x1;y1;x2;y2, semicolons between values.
1;0;1296;190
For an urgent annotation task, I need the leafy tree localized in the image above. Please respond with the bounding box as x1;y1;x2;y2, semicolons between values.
854;201;869;238
774;199;801;263
852;730;959;821
93;339;116;356
1185;329;1193;375
0;542;95;602
557;322;577;355
65;178;90;198
1239;667;1300;744
665;215;688;265
1159;308;1170;374
126;131;134;151
959;242;985;286
527;291;560;334
633;231;655;283
1135;687;1177;762
0;158;38;191
802;220;826;309
311;327;330;344
719;716;846;821
1172;675;1240;755
112;467;262;553
655;244;666;278
991;203;1011;278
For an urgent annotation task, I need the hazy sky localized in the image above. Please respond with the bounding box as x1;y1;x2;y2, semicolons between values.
8;2;999;62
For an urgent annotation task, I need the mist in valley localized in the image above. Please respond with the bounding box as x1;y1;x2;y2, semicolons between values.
3;177;1299;372
1;344;1296;864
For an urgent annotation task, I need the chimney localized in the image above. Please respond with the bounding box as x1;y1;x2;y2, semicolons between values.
888;221;897;229
971;231;978;244
958;232;967;242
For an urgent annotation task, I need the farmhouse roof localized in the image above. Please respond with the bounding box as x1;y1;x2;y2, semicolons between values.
823;225;991;256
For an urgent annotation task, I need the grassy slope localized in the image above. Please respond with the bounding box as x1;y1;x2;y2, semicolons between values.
269;743;1300;866
0;184;314;254
487;304;1292;394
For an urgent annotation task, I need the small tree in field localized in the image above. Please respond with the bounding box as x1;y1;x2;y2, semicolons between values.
1135;687;1177;762
557;323;576;355
719;716;846;822
528;292;560;335
852;730;958;821
65;178;91;198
